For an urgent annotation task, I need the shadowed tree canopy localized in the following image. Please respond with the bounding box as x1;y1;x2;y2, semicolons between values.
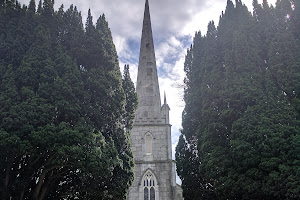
176;0;300;199
0;0;137;199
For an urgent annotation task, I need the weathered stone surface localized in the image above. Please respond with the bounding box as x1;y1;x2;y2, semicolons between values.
135;0;161;120
127;0;183;200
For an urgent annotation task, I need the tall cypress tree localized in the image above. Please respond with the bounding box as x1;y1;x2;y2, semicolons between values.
37;0;42;14
28;0;35;13
176;0;300;199
122;64;138;130
0;1;134;199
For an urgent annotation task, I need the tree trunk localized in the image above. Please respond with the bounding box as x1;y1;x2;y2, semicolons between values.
4;165;11;187
39;186;48;200
19;190;24;200
34;169;48;199
34;165;59;199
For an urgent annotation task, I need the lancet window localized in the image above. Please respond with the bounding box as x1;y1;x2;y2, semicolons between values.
145;133;153;155
143;171;156;200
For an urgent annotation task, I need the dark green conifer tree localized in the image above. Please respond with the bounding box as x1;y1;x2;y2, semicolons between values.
28;0;35;13
122;64;138;130
0;1;134;199
37;0;42;14
176;0;300;199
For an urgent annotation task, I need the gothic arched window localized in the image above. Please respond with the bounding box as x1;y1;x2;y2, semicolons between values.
145;133;152;155
143;171;156;200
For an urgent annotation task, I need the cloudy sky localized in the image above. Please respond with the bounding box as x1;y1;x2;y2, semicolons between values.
20;0;277;184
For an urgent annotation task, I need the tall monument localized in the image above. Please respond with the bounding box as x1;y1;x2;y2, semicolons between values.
127;0;182;200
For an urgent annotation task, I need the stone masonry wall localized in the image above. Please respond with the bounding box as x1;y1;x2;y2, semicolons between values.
128;122;177;200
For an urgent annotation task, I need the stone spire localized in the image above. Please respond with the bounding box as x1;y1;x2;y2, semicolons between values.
128;1;182;199
135;0;161;119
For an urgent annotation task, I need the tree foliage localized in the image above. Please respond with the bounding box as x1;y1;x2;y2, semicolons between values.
176;0;300;199
122;64;138;130
0;0;136;199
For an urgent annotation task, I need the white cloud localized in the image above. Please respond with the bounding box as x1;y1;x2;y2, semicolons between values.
114;35;127;56
169;36;182;48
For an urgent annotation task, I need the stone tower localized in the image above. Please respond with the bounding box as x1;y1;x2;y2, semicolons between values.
127;0;181;200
